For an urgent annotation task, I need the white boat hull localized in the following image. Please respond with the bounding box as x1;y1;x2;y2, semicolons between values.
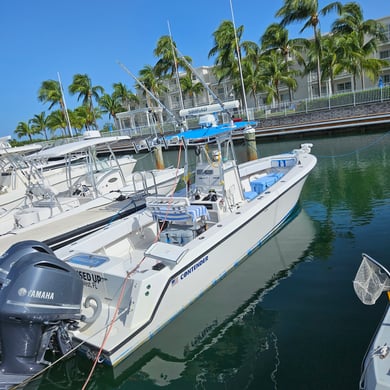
57;147;315;366
360;305;390;390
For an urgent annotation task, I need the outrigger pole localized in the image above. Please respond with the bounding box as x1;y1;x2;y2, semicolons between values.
117;61;181;128
172;47;234;120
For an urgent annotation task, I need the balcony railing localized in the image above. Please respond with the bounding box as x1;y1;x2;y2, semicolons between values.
109;85;390;141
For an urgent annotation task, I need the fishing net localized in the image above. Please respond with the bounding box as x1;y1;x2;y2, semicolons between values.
353;254;390;305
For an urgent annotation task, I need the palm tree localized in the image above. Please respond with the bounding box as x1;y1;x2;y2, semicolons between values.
47;110;69;137
209;20;250;107
180;73;204;107
331;2;389;89
38;80;62;109
68;74;104;127
99;93;124;121
209;20;242;82
238;41;266;108
138;65;168;134
276;0;342;97
138;65;167;102
260;50;298;104
112;82;139;111
154;35;194;115
154;35;191;77
29;112;50;140
15;121;37;141
261;23;306;100
38;79;72;136
318;34;344;94
73;105;102;131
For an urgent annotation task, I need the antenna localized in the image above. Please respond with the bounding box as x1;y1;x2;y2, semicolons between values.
229;0;249;120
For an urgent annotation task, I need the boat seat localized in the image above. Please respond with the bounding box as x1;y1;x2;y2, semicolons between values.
244;191;258;200
146;196;209;223
250;172;284;194
271;157;296;168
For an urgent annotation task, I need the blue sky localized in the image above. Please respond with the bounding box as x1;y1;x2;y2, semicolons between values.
0;0;388;139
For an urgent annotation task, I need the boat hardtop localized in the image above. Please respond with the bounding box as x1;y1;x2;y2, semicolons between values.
27;135;130;159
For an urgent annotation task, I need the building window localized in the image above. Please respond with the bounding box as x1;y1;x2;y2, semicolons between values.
380;50;390;60
384;74;390;84
336;82;352;92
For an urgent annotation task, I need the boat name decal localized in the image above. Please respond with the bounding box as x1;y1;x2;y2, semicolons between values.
78;271;103;289
172;255;209;286
26;289;54;300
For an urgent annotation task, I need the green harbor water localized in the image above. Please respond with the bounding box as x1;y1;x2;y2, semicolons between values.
25;130;390;389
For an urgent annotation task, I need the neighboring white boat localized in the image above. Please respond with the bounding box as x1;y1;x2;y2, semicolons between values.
0;136;139;235
0;136;137;214
0;142;184;253
353;254;390;390
0;166;184;254
0;133;316;387
0;139;43;208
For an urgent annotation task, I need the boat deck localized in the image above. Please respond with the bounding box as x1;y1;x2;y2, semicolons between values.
0;198;144;254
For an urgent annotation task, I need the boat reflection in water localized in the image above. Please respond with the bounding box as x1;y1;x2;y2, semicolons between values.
30;205;315;390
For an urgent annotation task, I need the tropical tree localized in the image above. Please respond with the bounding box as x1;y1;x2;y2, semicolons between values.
180;73;204;106
259;50;298;104
68;74;104;128
29;112;50;140
99;93;124;121
112;82;139;111
208;20;242;86
261;23;306;100
154;35;191;77
38;80;62;109
138;65;168;134
15;121;38;141
331;2;389;89
46;110;69;137
154;35;195;114
239;41;266;107
73;105;102;131
38;79;72;136
318;34;344;94
138;65;167;103
275;0;342;97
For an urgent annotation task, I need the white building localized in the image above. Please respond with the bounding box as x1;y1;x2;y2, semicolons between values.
116;16;390;133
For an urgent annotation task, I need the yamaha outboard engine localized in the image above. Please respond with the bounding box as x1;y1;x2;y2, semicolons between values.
0;240;54;287
0;241;83;386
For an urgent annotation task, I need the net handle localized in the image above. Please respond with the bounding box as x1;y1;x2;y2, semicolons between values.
362;253;390;279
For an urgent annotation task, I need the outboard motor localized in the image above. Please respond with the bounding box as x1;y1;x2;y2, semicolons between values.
0;240;54;287
0;241;83;385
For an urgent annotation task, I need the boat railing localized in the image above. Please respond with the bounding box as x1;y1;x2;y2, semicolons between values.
132;171;158;195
